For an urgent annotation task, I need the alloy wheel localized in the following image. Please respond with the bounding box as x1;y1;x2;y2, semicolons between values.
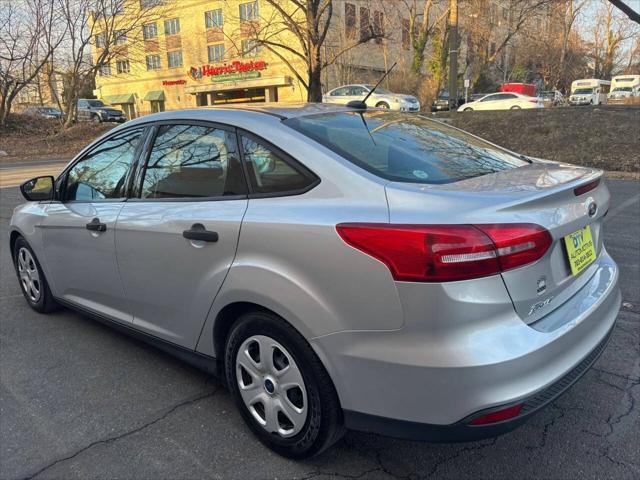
17;247;41;303
235;335;308;438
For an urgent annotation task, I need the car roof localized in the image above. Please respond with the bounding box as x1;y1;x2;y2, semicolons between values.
124;103;365;126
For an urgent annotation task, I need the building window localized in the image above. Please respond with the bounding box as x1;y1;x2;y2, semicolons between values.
116;60;130;74
140;0;164;7
373;10;384;43
167;51;183;68
239;1;259;22
241;39;261;58
115;30;127;45
146;54;161;70
98;63;111;76
164;18;180;36
143;23;157;40
345;3;356;39
360;7;370;41
208;44;225;62
205;9;224;28
401;19;410;50
95;32;106;48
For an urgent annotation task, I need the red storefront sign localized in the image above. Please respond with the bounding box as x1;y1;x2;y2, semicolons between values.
162;79;187;86
188;60;267;80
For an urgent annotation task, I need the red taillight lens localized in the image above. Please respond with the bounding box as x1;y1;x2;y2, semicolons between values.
574;179;600;196
469;404;523;425
336;223;551;282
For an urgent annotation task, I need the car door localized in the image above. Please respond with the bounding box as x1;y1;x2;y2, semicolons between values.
477;93;502;110
115;122;248;348
325;86;351;105
40;126;147;323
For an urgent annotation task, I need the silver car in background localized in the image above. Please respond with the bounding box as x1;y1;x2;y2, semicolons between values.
10;104;620;459
323;84;420;111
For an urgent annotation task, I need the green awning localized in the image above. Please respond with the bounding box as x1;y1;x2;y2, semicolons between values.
143;90;165;102
103;93;135;104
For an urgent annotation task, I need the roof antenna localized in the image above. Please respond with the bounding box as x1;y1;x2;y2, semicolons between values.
347;61;398;109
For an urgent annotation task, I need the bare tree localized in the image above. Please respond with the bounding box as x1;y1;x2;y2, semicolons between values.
588;1;639;78
234;0;385;102
607;0;640;25
0;0;64;127
54;0;165;127
462;0;553;88
401;0;449;74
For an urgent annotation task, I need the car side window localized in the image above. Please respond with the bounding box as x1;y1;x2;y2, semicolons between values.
64;128;144;201
503;93;517;99
480;95;496;102
331;87;347;96
350;86;367;96
141;124;246;199
241;135;316;195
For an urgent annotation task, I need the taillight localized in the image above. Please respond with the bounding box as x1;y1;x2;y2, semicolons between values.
336;223;552;282
574;179;600;196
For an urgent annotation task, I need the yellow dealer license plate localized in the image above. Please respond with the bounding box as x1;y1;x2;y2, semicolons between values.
564;225;596;276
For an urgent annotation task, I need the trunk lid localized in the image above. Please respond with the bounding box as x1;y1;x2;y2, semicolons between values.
385;162;609;324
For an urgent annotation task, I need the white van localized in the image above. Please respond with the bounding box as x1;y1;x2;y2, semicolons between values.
569;79;611;106
608;75;640;101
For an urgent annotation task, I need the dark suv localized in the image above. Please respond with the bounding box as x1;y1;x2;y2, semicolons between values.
77;99;125;123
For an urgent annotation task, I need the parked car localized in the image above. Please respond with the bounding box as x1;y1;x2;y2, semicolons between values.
539;90;566;107
322;84;420;112
77;99;125;123
458;92;544;111
11;104;619;459
23;106;62;120
430;91;463;111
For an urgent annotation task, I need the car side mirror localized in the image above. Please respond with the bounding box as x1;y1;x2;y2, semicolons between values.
20;176;55;201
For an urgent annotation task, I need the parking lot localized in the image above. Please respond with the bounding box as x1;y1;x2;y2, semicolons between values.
1;179;638;480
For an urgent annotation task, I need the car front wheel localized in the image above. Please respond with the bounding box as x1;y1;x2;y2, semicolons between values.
375;101;390;109
225;310;344;458
510;105;521;110
92;114;101;123
464;107;473;112
13;237;59;313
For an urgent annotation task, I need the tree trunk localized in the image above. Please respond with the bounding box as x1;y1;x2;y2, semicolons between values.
307;67;323;102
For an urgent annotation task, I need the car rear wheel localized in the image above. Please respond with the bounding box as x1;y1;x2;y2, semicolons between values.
375;101;390;109
13;237;59;313
92;114;101;123
225;310;344;459
510;105;521;110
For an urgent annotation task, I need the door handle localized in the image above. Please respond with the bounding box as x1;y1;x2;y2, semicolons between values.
183;224;218;243
86;218;106;232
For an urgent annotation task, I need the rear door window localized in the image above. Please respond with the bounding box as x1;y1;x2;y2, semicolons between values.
140;124;246;198
283;111;528;184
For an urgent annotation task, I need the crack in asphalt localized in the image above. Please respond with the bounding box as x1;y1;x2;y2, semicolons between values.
19;388;220;480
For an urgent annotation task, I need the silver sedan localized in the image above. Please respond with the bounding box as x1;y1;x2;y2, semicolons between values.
9;104;620;458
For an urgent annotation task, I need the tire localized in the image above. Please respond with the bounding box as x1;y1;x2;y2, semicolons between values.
13;237;59;313
92;114;101;123
375;101;390;109
510;105;521;110
464;107;473;112
225;310;344;459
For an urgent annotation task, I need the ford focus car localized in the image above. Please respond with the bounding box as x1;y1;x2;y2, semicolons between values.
10;104;620;459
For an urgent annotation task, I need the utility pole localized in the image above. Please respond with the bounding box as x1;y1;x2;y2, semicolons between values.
448;0;458;109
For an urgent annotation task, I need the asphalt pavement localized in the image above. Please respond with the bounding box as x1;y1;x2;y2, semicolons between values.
1;180;638;480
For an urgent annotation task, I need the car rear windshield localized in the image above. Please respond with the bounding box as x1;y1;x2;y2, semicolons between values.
283;111;528;184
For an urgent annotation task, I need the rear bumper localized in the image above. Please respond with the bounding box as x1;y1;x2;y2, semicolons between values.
343;322;614;441
312;248;620;438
